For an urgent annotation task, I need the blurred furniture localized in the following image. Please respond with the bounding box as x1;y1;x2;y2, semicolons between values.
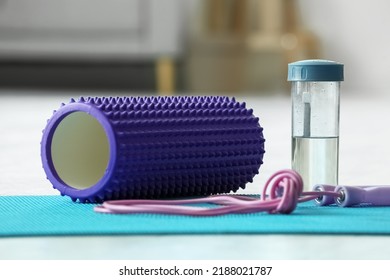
185;0;320;93
0;0;182;93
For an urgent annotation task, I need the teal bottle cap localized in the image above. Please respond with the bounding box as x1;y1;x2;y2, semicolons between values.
287;59;344;82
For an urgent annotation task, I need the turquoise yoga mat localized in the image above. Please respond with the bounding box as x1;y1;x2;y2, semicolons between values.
1;195;390;237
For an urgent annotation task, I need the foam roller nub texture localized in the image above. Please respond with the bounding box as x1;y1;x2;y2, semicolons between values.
41;96;265;203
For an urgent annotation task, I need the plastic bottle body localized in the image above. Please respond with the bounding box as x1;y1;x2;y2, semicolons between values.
291;81;340;190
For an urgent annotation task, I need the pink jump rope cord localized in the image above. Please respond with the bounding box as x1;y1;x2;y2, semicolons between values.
94;169;340;216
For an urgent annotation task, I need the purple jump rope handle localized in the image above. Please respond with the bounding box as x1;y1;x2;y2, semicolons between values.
313;184;390;207
41;96;265;203
312;185;337;206
335;185;390;207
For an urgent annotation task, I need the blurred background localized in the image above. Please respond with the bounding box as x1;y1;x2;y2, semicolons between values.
2;1;390;262
2;1;390;261
0;0;388;96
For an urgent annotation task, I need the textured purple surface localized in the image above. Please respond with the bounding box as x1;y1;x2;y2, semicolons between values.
41;96;265;202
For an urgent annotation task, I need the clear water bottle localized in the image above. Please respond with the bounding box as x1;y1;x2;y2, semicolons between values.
288;59;344;191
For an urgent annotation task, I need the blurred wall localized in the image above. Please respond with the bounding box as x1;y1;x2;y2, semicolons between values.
186;0;390;95
298;0;390;95
1;0;389;95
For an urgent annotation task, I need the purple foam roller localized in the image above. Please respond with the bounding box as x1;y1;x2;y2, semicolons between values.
41;96;265;202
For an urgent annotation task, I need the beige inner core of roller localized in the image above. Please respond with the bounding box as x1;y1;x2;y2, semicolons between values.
51;112;110;190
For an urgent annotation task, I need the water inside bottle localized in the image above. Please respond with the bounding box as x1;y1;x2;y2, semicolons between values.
292;136;339;191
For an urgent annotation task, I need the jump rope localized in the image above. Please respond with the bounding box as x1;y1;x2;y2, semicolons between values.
94;169;390;215
40;96;390;216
